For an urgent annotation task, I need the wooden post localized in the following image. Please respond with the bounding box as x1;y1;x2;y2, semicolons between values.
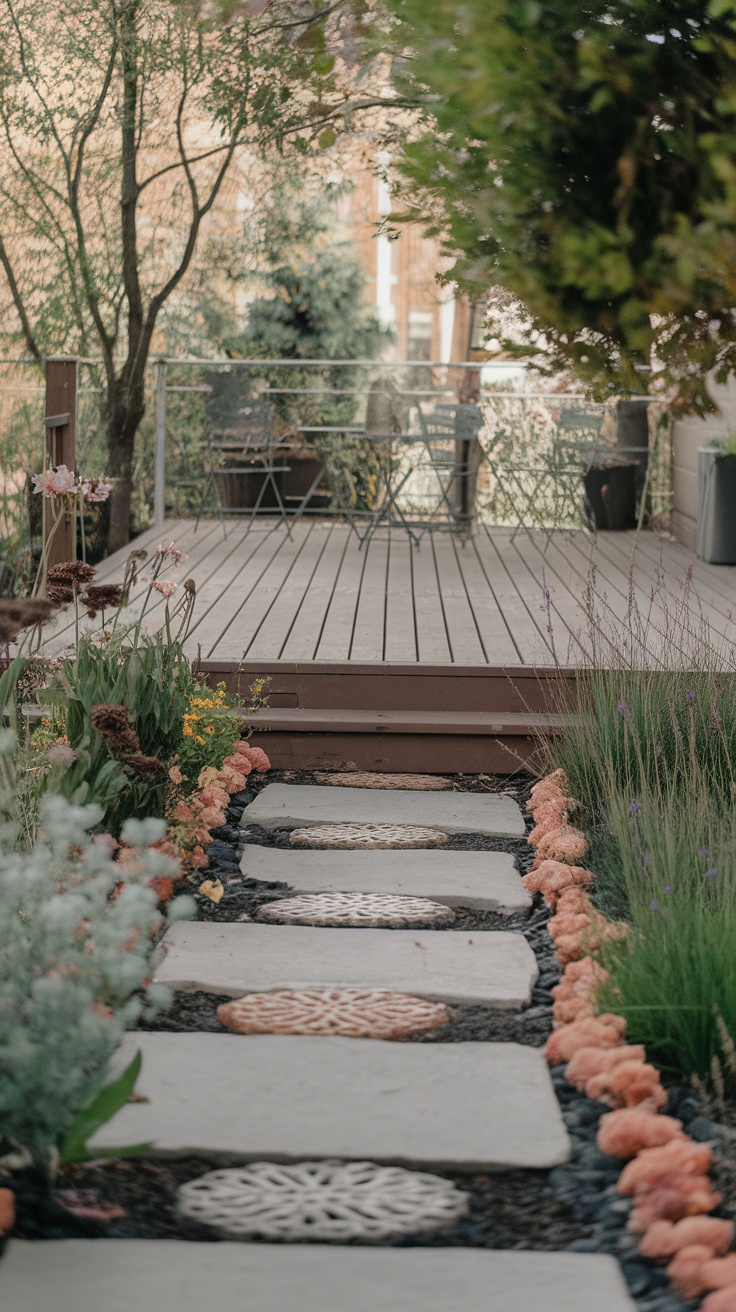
153;358;167;527
43;356;78;573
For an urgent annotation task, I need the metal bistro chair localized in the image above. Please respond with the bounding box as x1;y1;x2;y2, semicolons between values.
197;400;294;538
412;401;485;540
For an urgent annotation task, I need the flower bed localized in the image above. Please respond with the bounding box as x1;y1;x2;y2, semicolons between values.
527;766;736;1311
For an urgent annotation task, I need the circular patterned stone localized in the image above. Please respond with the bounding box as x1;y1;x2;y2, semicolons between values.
216;988;452;1039
314;772;453;791
177;1160;469;1241
289;822;449;849
257;891;455;927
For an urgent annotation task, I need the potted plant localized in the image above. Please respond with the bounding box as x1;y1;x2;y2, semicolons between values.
696;432;736;564
583;456;639;531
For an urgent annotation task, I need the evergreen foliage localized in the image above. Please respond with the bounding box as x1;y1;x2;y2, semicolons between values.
386;0;736;410
0;733;192;1165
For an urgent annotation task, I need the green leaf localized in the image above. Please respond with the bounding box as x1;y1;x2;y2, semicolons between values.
58;1050;152;1165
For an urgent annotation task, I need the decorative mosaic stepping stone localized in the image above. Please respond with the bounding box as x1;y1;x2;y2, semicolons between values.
246;782;525;837
257;892;455;927
314;772;453;791
177;1160;469;1241
240;846;531;913
216;989;452;1039
0;1242;638;1312
290;822;448;849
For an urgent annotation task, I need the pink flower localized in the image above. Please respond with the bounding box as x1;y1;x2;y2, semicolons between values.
81;477;112;502
156;542;188;566
32;465;78;498
153;580;177;598
242;744;270;772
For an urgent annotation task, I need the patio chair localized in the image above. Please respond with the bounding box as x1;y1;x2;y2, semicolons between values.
412;401;485;538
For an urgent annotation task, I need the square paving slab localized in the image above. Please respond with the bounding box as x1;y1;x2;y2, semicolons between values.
90;1033;570;1169
243;783;525;837
239;846;531;912
155;922;537;1007
0;1242;636;1312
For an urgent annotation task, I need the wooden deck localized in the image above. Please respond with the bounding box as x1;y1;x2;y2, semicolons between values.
42;517;736;771
55;516;736;668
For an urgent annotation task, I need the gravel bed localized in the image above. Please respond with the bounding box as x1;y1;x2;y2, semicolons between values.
8;1157;587;1251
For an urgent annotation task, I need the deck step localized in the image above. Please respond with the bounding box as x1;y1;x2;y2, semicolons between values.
244;707;563;773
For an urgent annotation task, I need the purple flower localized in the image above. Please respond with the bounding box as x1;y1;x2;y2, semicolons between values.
629;799;641;815
705;868;719;879
663;885;673;895
617;698;630;719
697;848;709;858
685;690;696;703
649;899;661;911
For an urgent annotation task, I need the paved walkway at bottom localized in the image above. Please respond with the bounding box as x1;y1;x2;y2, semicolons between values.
0;1241;636;1312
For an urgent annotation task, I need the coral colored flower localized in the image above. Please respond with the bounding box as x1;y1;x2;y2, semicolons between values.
153;580;177;598
597;1109;683;1160
630;1176;722;1232
544;1013;627;1065
565;1044;647;1091
239;743;270;772
198;766;219;788
222;752;252;775
534;825;589;865
618;1140;714;1197
666;1246;715;1300
640;1217;734;1261
169;765;184;785
148;875;174;904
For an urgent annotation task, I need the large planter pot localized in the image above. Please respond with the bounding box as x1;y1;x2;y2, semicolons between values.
281;451;331;511
214;457;282;511
583;463;638;531
696;446;736;564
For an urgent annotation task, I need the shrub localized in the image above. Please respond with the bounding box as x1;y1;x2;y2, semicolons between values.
0;731;192;1165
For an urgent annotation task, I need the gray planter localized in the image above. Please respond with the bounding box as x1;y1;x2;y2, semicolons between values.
696;445;736;564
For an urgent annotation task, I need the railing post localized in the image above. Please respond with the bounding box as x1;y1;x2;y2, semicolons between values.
43;356;78;571
153;358;167;527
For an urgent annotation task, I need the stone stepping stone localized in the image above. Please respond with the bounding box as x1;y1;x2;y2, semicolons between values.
257;892;455;927
314;771;453;790
177;1160;469;1241
155;922;537;1007
240;845;530;912
217;989;452;1039
290;822;449;849
245;782;525;837
90;1033;570;1170
0;1241;638;1312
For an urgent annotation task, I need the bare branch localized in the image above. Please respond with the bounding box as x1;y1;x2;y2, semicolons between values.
0;232;41;362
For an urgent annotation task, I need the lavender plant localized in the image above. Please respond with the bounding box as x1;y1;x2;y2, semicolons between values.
0;731;193;1166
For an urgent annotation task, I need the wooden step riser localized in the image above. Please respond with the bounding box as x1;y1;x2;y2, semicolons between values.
199;660;577;714
247;729;552;775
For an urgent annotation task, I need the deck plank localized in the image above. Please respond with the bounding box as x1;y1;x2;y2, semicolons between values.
384;533;418;663
314;530;368;661
430;535;487;664
279;524;351;661
193;523;313;660
410;533;453;664
349;534;390;662
472;529;552;665
453;540;521;665
245;523;335;660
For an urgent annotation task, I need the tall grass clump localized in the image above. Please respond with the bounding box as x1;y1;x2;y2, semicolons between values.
547;553;736;1096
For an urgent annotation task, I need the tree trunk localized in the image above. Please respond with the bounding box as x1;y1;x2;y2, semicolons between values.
106;369;146;554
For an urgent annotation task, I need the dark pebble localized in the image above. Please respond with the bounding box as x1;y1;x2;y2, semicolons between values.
685;1115;717;1142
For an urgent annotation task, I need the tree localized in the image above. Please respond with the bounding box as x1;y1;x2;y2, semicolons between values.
230;180;394;505
0;0;396;548
384;0;736;412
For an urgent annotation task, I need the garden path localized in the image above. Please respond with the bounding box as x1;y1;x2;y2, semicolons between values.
0;778;636;1309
